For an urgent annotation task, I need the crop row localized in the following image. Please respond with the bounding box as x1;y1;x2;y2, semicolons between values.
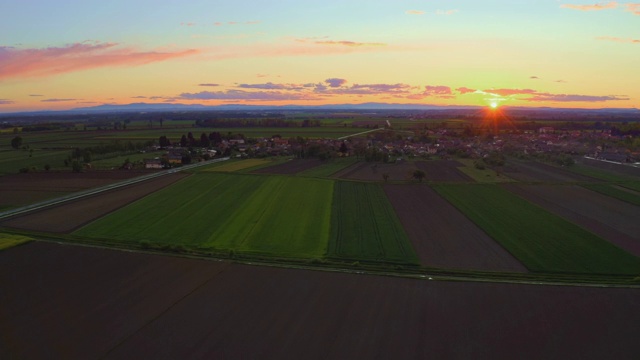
433;184;640;275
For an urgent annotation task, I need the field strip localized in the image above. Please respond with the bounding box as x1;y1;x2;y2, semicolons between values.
22;238;640;288
0;157;230;221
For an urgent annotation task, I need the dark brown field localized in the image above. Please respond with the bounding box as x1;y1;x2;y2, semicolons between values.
415;160;474;182
0;170;158;209
0;173;187;233
1;242;638;359
336;161;417;181
504;184;640;257
577;157;640;178
384;184;527;272
251;158;324;174
503;160;596;183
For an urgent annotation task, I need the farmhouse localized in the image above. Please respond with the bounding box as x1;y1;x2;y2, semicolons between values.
144;159;163;169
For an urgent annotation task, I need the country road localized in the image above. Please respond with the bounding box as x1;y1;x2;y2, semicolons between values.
0;157;230;221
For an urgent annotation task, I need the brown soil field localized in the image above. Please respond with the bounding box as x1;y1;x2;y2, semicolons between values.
384;184;527;272
0;170;158;208
2;242;639;359
336;161;418;181
504;184;640;257
251;158;324;175
415;160;475;182
503;160;596;183
0;173;187;233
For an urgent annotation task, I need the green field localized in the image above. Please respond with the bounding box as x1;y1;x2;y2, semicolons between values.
456;158;513;183
433;184;640;275
75;173;334;258
297;157;359;178
328;181;419;265
582;184;640;206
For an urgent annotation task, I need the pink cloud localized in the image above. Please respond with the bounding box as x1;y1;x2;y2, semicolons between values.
596;36;640;43
313;40;386;47
561;2;619;11
484;88;537;96
625;3;640;15
237;82;309;90
456;87;476;94
0;42;198;80
423;85;453;98
325;78;347;87
0;99;15;105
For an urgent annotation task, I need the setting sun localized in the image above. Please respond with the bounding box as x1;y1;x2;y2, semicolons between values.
490;102;498;109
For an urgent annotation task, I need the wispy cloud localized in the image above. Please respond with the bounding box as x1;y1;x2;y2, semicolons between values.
436;9;459;15
484;88;537;96
29;94;44;97
237;82;308;90
561;2;640;15
198;83;220;87
423;85;454;98
0;42;198;80
41;98;78;102
596;36;640;43
0;99;15;105
179;90;321;101
313;40;386;47
530;76;540;79
405;10;425;15
180;22;196;27
523;93;629;102
561;2;619;11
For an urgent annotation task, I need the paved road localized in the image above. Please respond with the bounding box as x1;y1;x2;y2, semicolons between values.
0;157;230;221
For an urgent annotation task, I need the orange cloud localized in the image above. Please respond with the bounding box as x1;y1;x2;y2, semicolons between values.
484;88;537;96
596;36;640;43
625;3;640;15
561;2;618;11
0;42;199;80
314;40;386;47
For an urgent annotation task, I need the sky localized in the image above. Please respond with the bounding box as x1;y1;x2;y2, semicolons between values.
0;0;639;112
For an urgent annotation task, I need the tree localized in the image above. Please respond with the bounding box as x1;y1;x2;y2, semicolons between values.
412;170;426;182
71;160;83;173
339;141;348;155
11;136;22;149
200;133;210;147
180;135;188;148
159;135;171;148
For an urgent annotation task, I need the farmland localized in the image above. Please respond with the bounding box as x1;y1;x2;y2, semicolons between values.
328;181;419;264
74;173;334;259
434;184;640;275
1;242;639;359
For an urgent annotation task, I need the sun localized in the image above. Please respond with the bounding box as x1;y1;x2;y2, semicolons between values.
490;101;498;109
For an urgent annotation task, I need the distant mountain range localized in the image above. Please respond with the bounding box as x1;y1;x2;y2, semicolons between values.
2;102;639;116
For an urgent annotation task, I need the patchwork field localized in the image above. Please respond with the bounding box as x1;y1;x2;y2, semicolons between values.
434;184;640;275
328;181;419;264
503;160;596;183
74;173;334;259
336;161;417;181
503;183;640;257
0;173;189;233
384;184;527;272
297;157;359;178
415;160;474;182
2;242;639;359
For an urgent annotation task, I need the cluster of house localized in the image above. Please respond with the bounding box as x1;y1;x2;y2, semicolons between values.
141;126;638;168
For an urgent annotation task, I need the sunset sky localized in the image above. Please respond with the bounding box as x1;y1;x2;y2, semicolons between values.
1;0;639;112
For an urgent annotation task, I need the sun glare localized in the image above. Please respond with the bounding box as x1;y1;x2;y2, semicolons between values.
490;101;498;109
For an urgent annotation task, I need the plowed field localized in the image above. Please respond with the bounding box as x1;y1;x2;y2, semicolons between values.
504;184;640;257
1;242;638;359
384;184;527;272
